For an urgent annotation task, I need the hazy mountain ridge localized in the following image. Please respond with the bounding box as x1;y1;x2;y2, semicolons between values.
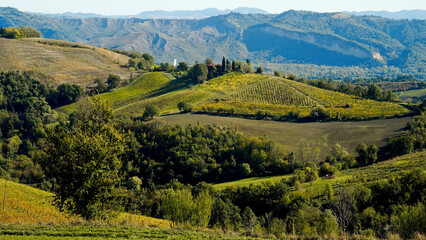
0;7;425;79
344;10;426;20
30;7;269;19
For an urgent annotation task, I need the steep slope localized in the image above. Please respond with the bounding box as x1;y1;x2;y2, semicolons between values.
0;38;130;87
1;7;424;79
0;179;79;224
0;178;170;227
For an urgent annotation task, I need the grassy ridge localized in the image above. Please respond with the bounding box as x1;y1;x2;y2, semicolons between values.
0;38;129;87
213;150;426;190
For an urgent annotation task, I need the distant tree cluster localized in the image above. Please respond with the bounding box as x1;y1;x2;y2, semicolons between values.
185;57;254;84
128;53;155;71
0;26;41;39
289;77;399;102
90;74;122;95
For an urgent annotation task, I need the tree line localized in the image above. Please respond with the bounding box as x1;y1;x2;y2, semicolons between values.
0;26;41;39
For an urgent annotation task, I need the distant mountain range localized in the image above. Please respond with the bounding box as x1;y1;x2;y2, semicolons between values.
31;7;269;19
0;7;425;79
30;8;426;20
344;10;426;20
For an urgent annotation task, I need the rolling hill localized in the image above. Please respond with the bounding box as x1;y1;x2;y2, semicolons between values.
213;149;426;189
60;72;411;120
0;37;130;87
57;72;412;160
1;7;425;79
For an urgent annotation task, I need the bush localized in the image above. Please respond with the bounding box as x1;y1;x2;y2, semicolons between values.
142;105;159;120
177;101;193;113
393;203;426;239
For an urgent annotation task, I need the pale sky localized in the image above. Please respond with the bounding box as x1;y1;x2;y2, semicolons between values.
0;0;424;15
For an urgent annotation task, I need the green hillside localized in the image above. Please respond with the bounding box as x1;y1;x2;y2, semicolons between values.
0;179;170;227
213;149;426;190
59;72;411;121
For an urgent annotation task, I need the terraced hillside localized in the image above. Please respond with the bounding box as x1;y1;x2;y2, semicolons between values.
0;38;130;87
60;72;411;121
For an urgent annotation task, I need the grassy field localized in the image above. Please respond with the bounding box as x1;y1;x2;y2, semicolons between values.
158;114;412;159
397;88;426;98
0;38;130;87
0;225;259;240
0;178;169;228
213;150;426;190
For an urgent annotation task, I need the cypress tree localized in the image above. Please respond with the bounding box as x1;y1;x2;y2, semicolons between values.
222;57;226;72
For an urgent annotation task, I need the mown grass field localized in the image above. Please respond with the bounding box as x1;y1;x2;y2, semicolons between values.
159;114;412;160
0;38;129;87
57;72;412;121
213;150;426;190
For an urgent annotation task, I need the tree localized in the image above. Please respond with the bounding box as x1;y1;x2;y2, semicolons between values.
56;84;84;106
232;60;236;71
177;62;189;72
324;183;334;200
142;105;159;120
128;67;135;81
205;58;214;66
40;97;126;220
367;144;378;165
188;63;208;83
331;188;356;233
367;84;381;100
256;66;264;74
106;74;121;91
274;71;281;77
177;101;192;113
242;207;257;231
142;53;155;66
92;78;107;94
221;57;226;73
128;59;138;69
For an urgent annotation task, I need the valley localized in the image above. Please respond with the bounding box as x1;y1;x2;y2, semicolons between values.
158;114;412;159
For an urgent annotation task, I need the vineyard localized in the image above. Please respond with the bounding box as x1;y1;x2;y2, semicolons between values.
280;78;412;119
226;79;316;106
57;72;412;121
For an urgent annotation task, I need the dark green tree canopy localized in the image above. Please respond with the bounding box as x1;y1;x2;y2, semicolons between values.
106;74;121;90
40;97;126;220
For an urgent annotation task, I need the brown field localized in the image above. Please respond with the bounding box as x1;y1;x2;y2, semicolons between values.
0;38;130;88
158;113;412;159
